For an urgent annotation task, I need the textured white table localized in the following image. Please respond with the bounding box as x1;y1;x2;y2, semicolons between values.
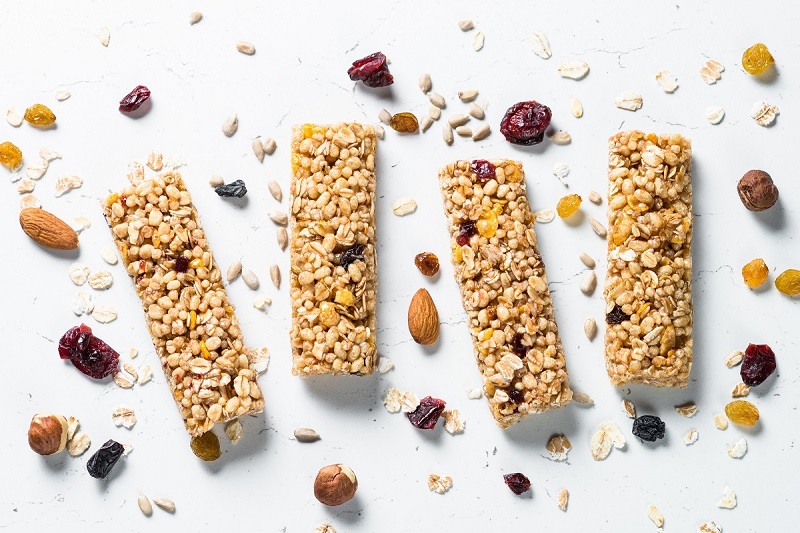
2;1;796;531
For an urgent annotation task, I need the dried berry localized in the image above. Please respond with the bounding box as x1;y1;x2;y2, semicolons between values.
119;85;151;113
456;220;477;246
556;194;582;218
508;388;524;404
510;332;528;358
606;305;630;325
24;104;56;126
775;269;800;296
414;252;440;276
86;439;124;479
214;179;247;198
742;43;775;75
742;258;769;288
190;431;221;461
740;343;776;386
632;415;665;442
58;324;120;379
503;473;531;495
499;100;552;145
471;159;496;184
174;256;189;273
389;112;419;133
0;141;23;170
407;396;446;429
725;400;759;426
737;170;779;211
347;52;393;88
339;244;365;270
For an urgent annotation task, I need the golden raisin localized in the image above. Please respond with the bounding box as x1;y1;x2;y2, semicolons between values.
476;207;498;238
0;141;23;170
742;43;775;75
556;194;582;218
725;400;759;426
414;252;440;276
389;112;419;133
775;269;800;296
741;258;769;288
24;104;56;126
190;431;221;461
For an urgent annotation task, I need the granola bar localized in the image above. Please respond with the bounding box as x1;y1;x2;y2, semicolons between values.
605;131;693;387
438;160;572;428
290;123;378;375
102;167;264;436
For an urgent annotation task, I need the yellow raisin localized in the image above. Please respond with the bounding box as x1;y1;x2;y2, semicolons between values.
775;269;800;296
0;141;23;170
725;400;759;426
556;194;582;218
389;112;419;133
742;43;775;75
741;258;769;288
24;104;56;126
476;208;498;238
190;431;221;461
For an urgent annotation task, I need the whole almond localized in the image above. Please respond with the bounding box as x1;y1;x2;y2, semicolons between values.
407;288;439;345
20;208;79;250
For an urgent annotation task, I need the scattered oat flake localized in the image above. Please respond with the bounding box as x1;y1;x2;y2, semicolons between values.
428;474;453;494
129;348;138;359
10;172;22;183
705;106;725;125
315;524;336;533
72;291;93;316
70;216;91;233
731;382;750;397
236;41;256;55
378;358;394;374
572;391;594;405
67;432;91;456
647;504;664;528
535;209;556;224
17;179;34;193
88;270;113;290
442;409;465;434
557;489;569;511
531;31;551;59
458;20;474;31
472;31;485;52
558;60;590;80
615;92;643;111
99;26;110;47
717;486;736;509
600;421;626;449
225;419;244;444
392;197;417;216
146;150;163;171
751;100;779;126
591;429;612;460
189;11;202;25
92;304;118;324
548;130;571;145
622;399;636;419
725;350;743;367
728;437;747;459
655;70;678;92
55;89;71;101
546;434;572;461
68;263;90;285
20;194;41;210
6;108;23;127
714;414;728;430
698;521;722;533
553;162;570;184
683;428;699;445
111;406;137;429
40;148;61;162
54;173;83;197
253;295;271;310
26;160;49;180
466;387;482;399
100;245;118;265
253;348;270;374
114;372;134;389
137;365;153;385
700;59;724;84
384;388;419;414
675;402;698;417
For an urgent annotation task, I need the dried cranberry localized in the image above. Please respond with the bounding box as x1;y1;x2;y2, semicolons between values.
456;220;477;246
174;256;189;273
503;473;531;495
510;332;528;357
87;439;124;479
347;52;393;88
606;305;631;325
471;159;496;184
340;244;366;270
632;415;665;442
740;343;776;386
119;85;151;113
407;396;446;429
499;100;552;146
58;324;119;379
508;388;524;404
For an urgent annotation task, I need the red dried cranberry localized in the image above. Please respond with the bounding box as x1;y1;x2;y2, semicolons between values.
510;332;528;357
347;52;393;88
456;220;477;246
471;159;496;184
503;473;531;495
500;101;552;145
58;324;119;379
740;343;776;386
508;388;524;404
119;85;151;113
174;256;189;273
407;396;446;429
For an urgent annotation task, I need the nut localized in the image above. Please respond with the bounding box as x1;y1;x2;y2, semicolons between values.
313;464;358;506
737;169;778;211
407;288;440;345
20;208;79;250
28;414;68;455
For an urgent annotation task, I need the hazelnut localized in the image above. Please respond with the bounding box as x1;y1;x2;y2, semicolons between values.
313;464;358;506
28;414;68;455
738;169;779;211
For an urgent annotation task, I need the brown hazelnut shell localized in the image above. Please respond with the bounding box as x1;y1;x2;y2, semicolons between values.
737;169;779;211
28;414;68;456
314;464;358;506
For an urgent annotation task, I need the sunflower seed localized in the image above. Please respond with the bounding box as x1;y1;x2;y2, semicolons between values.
236;41;256;55
548;130;571;145
589;217;607;238
535;209;555;223
572;391;594;405
428;92;446;109
420;115;433;132
442;124;454;145
705;106;725;125
558;60;589;80
55;89;72;101
225;419;244;444
252;138;266;162
751;100;779;126
700;59;724;84
67;432;91;456
92;305;118;324
429;105;442;120
153;498;176;513
569;97;583;118
458;19;474;31
138;492;153;516
588;191;602;204
655;70;679;92
209;175;224;187
263;137;276;155
458;89;478;102
467;103;484;120
227;260;242;283
392;197;418;216
268;211;288;225
378;108;392;124
242;269;259;290
6;108;22;127
419;73;432;93
472;123;490;141
580;271;597;295
714;414;728;430
614;92;643;111
268;180;282;202
472;31;485;51
531;31;552;59
621;399;636;418
270;264;281;289
189;11;202;24
579;252;596;269
646;505;664;527
455;126;472;137
138;365;153;385
112;406;137;429
221;114;238;136
277;227;288;250
584;317;597;340
99;27;110;47
294;428;321;442
448;114;470;128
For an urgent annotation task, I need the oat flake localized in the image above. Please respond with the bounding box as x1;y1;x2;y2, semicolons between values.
621;399;636;419
557;489;569;511
111;406;137;429
428;474;453;494
472;31;485;52
546;434;572;461
392;197;418;216
68;263;90;285
530;31;552;59
647;504;664;527
700;59;724;84
698;521;722;533
466;387;482;399
6;108;22;127
72;291;94;316
92;304;118;324
590;429;612;460
675;402;698;417
378;358;395;374
615;92;643;111
552;161;570;184
655;70;678;92
384;388;419;413
683;428;699;445
17;179;34;194
442;409;465;434
717;486;736;509
535;209;556;224
88;270;113;290
558;60;590;80
100;245;118;265
705;106;725;125
751;100;779;126
600;421;626;449
727;437;747;459
26;160;48;180
20;195;41;210
137;365;153;385
54;173;82;197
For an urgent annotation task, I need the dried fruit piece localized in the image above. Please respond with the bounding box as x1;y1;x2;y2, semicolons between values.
0;141;23;171
58;324;120;379
455;220;477;246
725;400;759;426
742;258;769;288
119;85;151;113
24;104;56;126
503;473;531;495
632;415;665;442
740;343;776;386
556;194;581;218
415;252;440;276
339;243;365;270
407;396;446;429
214;179;247;198
190;431;221;461
390;112;419;133
606;305;630;325
471;159;496;184
86;439;124;478
500;101;551;145
347;52;393;88
776;269;800;296
742;43;775;75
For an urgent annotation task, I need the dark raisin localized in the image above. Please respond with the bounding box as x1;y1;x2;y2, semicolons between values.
632;415;665;442
503;473;531;495
340;244;366;270
414;252;440;276
119;85;151;113
456;220;477;246
508;388;524;404
471;159;496;184
606;305;631;325
407;396;446;429
174;256;189;273
214;180;247;198
740;343;776;386
510;332;528;357
86;439;124;479
347;52;393;88
58;324;119;379
499;100;552;146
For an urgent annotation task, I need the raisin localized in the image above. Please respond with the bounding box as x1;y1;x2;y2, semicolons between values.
24;104;56;126
740;343;776;386
58;324;120;379
190;431;221;461
503;473;531;495
741;258;769;288
510;332;528;357
508;388;524;404
556;194;582;218
775;269;800;296
632;415;665;442
471;159;496;184
0;141;23;170
606;305;630;325
456;220;477;246
414;252;440;276
476;206;500;238
347;52;393;88
340;244;365;270
86;439;124;479
174;256;189;273
499;100;551;146
119;85;151;113
214;179;247;198
389;112;419;133
742;43;775;75
725;400;759;426
407;396;446;429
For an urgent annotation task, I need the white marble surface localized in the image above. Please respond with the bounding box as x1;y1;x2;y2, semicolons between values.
1;1;797;531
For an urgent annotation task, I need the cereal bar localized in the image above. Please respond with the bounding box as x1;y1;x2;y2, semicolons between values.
103;167;264;436
438;160;572;428
290;123;378;375
605;131;693;387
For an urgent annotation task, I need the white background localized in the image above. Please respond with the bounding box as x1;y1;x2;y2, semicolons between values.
1;1;797;531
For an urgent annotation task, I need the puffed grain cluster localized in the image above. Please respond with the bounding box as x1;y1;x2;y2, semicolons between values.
103;169;264;436
605;131;693;388
290;123;378;375
438;160;572;428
